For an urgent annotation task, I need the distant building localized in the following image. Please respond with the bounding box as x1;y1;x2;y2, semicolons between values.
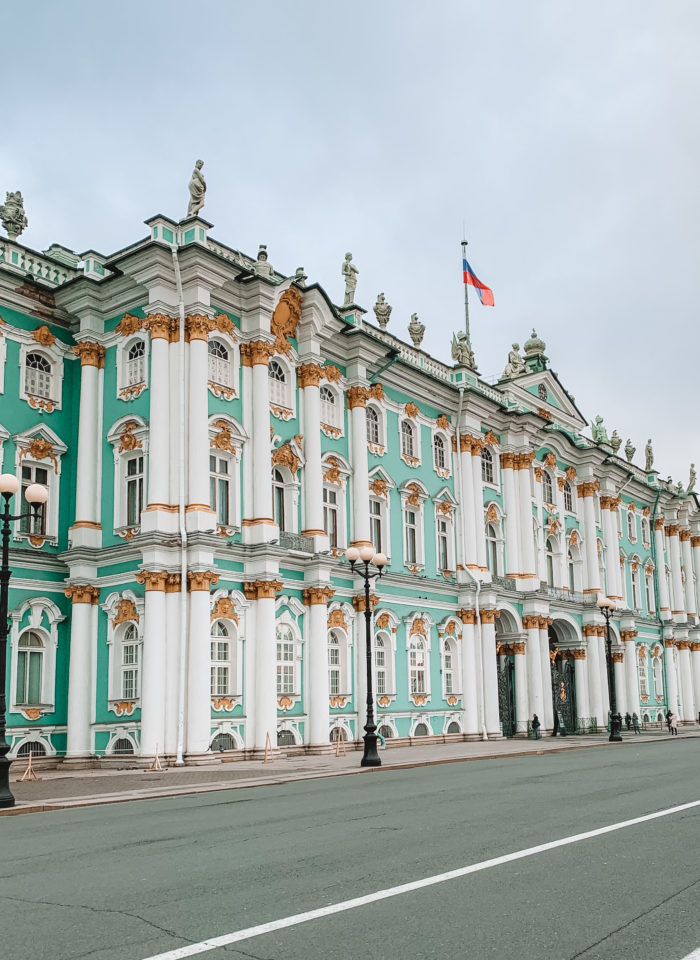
1;211;698;762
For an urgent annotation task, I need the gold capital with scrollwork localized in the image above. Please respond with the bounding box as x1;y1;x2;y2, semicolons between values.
65;584;100;604
187;571;220;592
185;313;216;342
240;340;275;367
143;313;176;341
136;570;169;592
297;363;324;388
73;341;106;368
457;608;477;625
302;586;336;606
352;593;379;613
243;580;283;600
479;609;500;625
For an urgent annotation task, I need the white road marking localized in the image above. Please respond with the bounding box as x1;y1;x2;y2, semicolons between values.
139;798;700;960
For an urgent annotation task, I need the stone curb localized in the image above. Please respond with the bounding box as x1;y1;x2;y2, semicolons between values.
2;733;696;818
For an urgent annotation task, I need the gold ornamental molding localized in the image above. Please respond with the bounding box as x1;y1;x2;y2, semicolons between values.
65;584;100;605
457;608;477;625
654;517;665;530
522;615;541;630
352;593;379;613
184;313;216;342
270;286;303;355
165;574;182;593
272;443;300;476
404;402;419;418
19;436;58;470
346;383;384;409
322;456;343;486
187;571;220;592
568;648;586;660
297;363;324;388
240;340;275;367
211;596;239;623
115;313;144;337
436;414;450;430
369;477;388;500
680;529;692;542
302;586;335;606
113;598;139;625
620;630;638;643
499;451;515;469
242;580;284;600
328;608;348;630
136;570;169;592
692;536;700;548
479;609;500;625
665;524;680;537
118;420;143;453
143;312;176;341
577;480;600;498
210;419;238;455
32;324;56;347
484;430;498;445
73;341;106;368
612;651;624;663
213;312;237;338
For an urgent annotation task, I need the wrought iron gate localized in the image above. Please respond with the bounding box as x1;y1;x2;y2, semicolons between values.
551;660;576;735
498;658;516;738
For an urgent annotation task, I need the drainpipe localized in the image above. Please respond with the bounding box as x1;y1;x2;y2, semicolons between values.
171;246;188;765
650;488;669;709
454;387;488;740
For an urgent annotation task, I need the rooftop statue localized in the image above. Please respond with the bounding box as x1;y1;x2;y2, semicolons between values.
644;439;654;472
676;481;685;495
186;160;206;218
341;252;358;306
688;463;696;494
591;416;609;444
254;243;273;277
373;292;392;330
408;313;425;348
0;190;28;240
451;330;475;369
294;266;308;284
609;430;622;455
501;343;526;379
625;438;636;463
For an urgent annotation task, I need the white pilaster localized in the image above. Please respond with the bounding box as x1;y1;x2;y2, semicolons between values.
681;533;697;619
655;520;671;617
459;614;479;736
538;621;554;731
252;585;279;751
623;635;638;718
71;344;103;545
299;368;326;546
613;653;627;717
185;575;216;754
524;617;544;729
517;454;537;584
580;484;601;595
480;612;500;736
691;643;700;722
667;524;685;619
350;398;371;547
186;327;215;533
599;634;610;721
140;578;167;756
585;626;603;730
513;645;529;734
501;455;520;578
573;653;590;723
305;587;333;748
164;581;181;757
147;332;171;509
471;439;487;571
245;346;276;544
65;589;99;757
665;639;679;713
601;499;620;600
459;439;477;570
679;644;695;721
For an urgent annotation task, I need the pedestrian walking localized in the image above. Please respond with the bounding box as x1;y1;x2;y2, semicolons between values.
624;712;632;731
670;711;679;735
632;712;640;734
532;714;541;740
666;709;672;733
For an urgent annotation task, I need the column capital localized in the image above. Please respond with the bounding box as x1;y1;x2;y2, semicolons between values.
538;616;553;629
514;451;536;469
665;523;680;537
499;452;515;469
457;608;477;624
297;363;324;388
143;312;177;341
691;536;700;548
511;641;526;654
164;573;182;593
72;341;106;368
577;480;600;498
680;529;692;542
64;584;100;604
184;313;216;342
665;638;676;647
240;340;275;366
654;517;665;530
479;608;500;624
569;648;587;660
612;651;624;662
522;614;541;630
352;592;379;612
302;586;335;606
136;570;169;592
243;579;284;600
620;629;638;643
187;570;220;592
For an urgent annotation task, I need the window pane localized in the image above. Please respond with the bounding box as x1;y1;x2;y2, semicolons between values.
16;651;27;702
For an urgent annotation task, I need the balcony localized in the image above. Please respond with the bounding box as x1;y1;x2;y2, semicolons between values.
279;531;314;553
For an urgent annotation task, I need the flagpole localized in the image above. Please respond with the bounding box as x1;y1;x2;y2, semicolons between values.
461;239;472;351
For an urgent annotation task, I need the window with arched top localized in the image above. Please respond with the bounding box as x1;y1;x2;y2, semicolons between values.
323;485;340;547
268;359;288;407
641;516;650;545
328;631;341;696
631;563;641;610
652;654;663;697
401;420;415;459
25;352;52;399
126;340;146;386
627;509;636;542
208;339;232;388
645;570;655;614
563;480;573;512
112;737;134;755
486;522;500;576
433;434;446;470
545;537;556;587
366;406;380;445
210;620;232;696
409;637;427;694
16;631;44;705
119;623;139;700
442;637;458;696
567;549;575;592
637;654;649;698
272;468;286;531
276;624;296;695
320;385;337;428
374;629;395;696
481;447;494;484
542;471;554;505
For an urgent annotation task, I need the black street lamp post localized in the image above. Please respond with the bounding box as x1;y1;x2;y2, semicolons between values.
0;474;48;809
597;594;623;742
345;544;387;767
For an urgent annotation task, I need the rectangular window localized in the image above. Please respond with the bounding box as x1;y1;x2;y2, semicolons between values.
126;456;144;527
370;499;383;553
276;641;295;694
209;455;231;526
323;487;339;547
405;509;417;564
329;643;340;696
444;652;453;694
19;465;48;535
16;650;42;704
438;518;449;571
122;641;139;699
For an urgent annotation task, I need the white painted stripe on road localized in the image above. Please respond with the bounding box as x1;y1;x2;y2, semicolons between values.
139;798;700;960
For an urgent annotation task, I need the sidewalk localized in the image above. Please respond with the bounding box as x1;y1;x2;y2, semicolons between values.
3;728;697;817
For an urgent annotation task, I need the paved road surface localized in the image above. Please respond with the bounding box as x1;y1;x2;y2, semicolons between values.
1;739;699;960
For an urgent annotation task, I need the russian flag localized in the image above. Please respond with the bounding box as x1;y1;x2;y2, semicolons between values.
463;258;494;306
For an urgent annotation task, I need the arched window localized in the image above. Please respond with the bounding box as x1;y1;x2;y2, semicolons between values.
404;506;418;564
567;549;575;592
17;740;46;759
545;537;556;587
631;563;641;610
563;480;573;512
323;485;339;547
366;406;380;445
641;516;650;545
16;631;44;705
320;386;336;427
211;732;236;752
112;737;134;755
126;340;146;386
413;722;429;737
25;353;52;399
442;638;457;695
125;455;144;527
652;654;663;696
328;631;341;695
542;471;554;505
637;654;649;698
481;447;494;483
409;637;427;694
645;570;655;614
210;454;233;526
208;339;232;387
485;523;499;576
272;469;286;530
627;509;636;542
375;635;387;694
401;420;415;459
119;623;139;700
268;359;287;407
210;621;231;696
378;724;393;740
433;435;446;470
276;624;296;695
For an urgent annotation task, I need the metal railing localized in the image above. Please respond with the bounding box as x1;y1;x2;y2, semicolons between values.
279;531;314;553
491;574;517;591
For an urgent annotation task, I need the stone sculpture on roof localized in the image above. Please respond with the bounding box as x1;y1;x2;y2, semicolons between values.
688;463;696;494
408;313;425;348
373;293;392;330
625;438;636;463
341;252;358;306
644;439;654;472
0;190;28;240
501;343;526;379
609;430;622;455
186;160;206;218
591;416;609;444
451;330;475;369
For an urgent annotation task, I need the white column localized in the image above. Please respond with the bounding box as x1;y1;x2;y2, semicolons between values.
246;345;275;541
139;574;167;756
354;604;367;742
501;455;520;578
600;499;620;600
691;644;700;722
305;588;333;747
513;644;529;734
613;652;627;717
664;640;679;713
168;329;181;507
581;485;601;595
679;644;695;721
667;525;685;618
598;634;610;720
65;588;99;757
554;478;568;588
349;393;371;547
459;613;479;735
585;626;603;730
681;533;697;618
693;537;700;615
252;582;279;751
299;367;325;540
524;616;544;728
517;454;537;579
480;612;500;735
655;520;671;616
459;438;477;570
186;322;214;528
185;574;216;755
471;439;487;571
539;620;554;731
164;579;181;757
573;652;590;723
72;345;103;527
623;634;639;718
145;324;171;509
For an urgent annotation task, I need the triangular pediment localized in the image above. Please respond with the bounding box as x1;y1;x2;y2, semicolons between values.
498;370;587;433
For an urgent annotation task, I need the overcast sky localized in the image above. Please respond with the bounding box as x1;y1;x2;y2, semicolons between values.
2;1;699;484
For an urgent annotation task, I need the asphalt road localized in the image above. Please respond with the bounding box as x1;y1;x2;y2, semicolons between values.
1;739;699;960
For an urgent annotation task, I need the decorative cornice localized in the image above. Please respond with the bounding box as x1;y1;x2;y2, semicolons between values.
65;584;100;604
242;579;283;600
302;586;336;606
187;570;220;591
73;341;106;368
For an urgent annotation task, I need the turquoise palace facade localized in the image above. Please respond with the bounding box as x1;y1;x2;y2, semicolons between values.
1;210;699;764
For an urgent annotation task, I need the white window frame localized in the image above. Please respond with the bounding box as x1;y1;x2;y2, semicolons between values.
210;452;235;528
652;653;663;696
400;483;427;570
399;417;421;466
208;336;237;399
485;520;504;577
545;536;559;587
107;416;149;535
562;480;574;513
268;355;296;417
117;334;150;401
366;402;386;454
567;540;583;592
19;339;64;412
641;516;651;546
645;568;655;615
434;503;456;575
481;447;497;486
276;617;302;699
627;508;637;543
328;627;351;697
319;383;343;436
102;591;145;708
321;455;349;546
432;429;451;478
210;619;241;698
9;597;63;716
323;483;343;548
12;427;66;546
637;652;649;698
630;561;642;610
542;470;555;506
441;635;461;698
